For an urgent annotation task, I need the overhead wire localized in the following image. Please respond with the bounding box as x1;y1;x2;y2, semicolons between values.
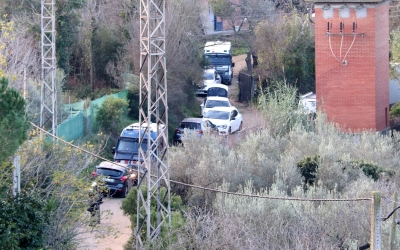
29;122;372;202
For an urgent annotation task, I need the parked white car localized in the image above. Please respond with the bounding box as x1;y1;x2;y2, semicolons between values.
298;92;316;114
203;83;228;97
203;106;243;135
200;96;231;117
196;69;222;96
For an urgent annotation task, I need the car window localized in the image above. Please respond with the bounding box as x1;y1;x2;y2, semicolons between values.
207;88;227;97
97;168;123;177
180;122;200;130
206;100;230;108
203;71;214;80
204;110;230;119
116;138;148;153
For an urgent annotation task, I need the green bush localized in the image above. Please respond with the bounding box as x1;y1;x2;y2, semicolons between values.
390;102;400;118
297;155;320;187
95;96;129;137
0;192;49;249
121;185;184;249
348;160;393;181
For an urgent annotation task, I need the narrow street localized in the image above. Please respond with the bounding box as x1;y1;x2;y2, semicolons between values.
79;54;263;249
227;54;265;143
77;197;131;250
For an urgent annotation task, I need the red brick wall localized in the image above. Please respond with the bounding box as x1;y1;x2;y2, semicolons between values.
314;3;389;131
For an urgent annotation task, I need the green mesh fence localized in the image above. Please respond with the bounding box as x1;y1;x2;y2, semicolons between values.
57;111;84;142
57;90;128;141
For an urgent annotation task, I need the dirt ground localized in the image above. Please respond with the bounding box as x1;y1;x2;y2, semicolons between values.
229;54;266;139
77;197;131;250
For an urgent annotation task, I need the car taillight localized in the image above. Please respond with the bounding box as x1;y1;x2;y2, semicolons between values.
197;130;203;134
120;176;127;181
175;129;182;133
92;171;97;177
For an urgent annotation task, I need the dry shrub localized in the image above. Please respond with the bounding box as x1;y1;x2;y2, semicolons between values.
166;84;400;249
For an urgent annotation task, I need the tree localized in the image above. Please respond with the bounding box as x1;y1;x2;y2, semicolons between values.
208;0;275;40
390;27;400;80
15;135;104;248
254;13;315;93
95;96;129;137
0;77;29;163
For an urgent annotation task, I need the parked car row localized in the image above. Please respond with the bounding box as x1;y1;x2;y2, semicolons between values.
175;77;243;144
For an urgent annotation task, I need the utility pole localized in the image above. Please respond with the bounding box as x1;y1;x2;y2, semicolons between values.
40;0;57;136
136;0;170;247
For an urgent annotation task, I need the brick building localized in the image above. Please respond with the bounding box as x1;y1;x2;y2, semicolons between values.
309;0;390;131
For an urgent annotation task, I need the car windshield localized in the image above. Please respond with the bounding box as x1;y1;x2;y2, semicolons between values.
206;100;230;108
207;88;227;97
179;122;200;130
203;71;214;80
116;138;148;153
203;110;230;120
97;168;123;177
203;55;232;65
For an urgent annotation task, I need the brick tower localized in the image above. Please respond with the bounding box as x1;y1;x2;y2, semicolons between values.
310;0;389;131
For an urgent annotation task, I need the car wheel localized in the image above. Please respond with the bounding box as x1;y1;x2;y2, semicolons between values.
120;184;128;198
228;127;232;134
239;122;243;132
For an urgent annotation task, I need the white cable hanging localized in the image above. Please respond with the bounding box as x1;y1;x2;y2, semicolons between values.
342;35;357;65
328;34;343;63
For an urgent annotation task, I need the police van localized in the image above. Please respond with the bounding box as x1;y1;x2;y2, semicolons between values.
112;122;164;167
203;41;235;85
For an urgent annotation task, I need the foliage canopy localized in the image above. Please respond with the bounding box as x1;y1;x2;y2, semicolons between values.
0;77;29;163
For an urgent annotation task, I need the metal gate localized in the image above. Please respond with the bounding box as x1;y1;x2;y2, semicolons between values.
238;72;253;102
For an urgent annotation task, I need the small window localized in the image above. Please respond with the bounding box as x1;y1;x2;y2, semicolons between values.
180;122;200;130
97;168;123;177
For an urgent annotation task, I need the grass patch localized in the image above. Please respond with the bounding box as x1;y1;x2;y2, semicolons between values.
232;40;250;56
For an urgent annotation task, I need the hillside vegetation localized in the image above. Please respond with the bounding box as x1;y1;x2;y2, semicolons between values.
1;0;400;249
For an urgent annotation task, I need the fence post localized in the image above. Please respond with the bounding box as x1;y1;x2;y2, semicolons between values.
371;191;382;250
13;156;21;196
389;192;398;250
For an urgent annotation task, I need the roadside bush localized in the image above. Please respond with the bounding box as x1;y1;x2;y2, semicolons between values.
16;134;100;249
0;192;49;249
121;185;185;249
95;96;130;138
257;80;311;137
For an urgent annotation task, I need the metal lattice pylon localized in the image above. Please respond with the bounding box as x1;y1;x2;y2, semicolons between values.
40;0;57;135
136;0;170;247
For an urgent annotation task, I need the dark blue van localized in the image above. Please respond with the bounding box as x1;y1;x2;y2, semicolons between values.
112;123;161;167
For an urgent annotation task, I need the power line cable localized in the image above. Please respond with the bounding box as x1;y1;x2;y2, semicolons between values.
29;122;372;202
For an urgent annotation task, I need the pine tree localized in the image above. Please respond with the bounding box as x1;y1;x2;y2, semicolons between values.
0;77;29;163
